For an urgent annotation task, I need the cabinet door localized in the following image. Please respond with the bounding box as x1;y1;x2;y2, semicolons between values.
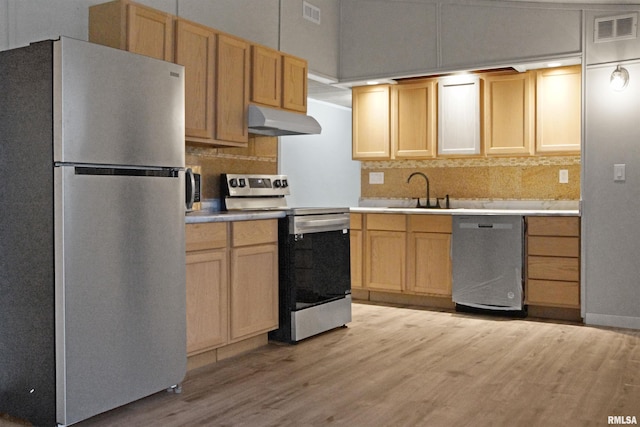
230;244;279;341
365;230;406;292
175;19;216;140
127;3;174;61
407;232;452;296
527;279;580;308
217;34;250;144
484;72;534;156
186;250;228;354
350;229;363;289
536;65;581;153
438;75;481;155
352;85;391;159
282;55;308;112
350;214;363;288
393;80;437;159
251;45;282;108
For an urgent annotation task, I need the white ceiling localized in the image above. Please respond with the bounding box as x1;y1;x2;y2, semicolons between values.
307;78;353;108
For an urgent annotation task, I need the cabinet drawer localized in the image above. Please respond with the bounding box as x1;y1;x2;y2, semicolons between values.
528;236;579;257
366;214;406;231
527;216;579;236
528;256;579;282
186;222;227;251
408;215;452;233
232;219;278;247
350;213;363;230
527;279;580;308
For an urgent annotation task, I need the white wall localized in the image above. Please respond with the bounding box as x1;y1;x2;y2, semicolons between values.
278;99;360;207
583;60;640;330
583;7;640;330
178;0;280;49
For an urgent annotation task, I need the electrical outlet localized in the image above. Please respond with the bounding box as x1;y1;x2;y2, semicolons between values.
369;172;384;184
559;169;569;184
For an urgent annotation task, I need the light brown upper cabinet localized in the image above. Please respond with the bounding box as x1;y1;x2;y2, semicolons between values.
216;34;250;144
175;19;215;141
89;0;174;62
250;47;308;114
483;72;535;156
91;0;306;148
282;55;308;113
352;80;437;160
393;79;437;159
535;65;581;153
251;45;282;108
438;74;481;156
174;20;249;147
352;85;391;160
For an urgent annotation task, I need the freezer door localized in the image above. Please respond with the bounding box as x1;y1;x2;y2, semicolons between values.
55;166;186;426
54;37;185;167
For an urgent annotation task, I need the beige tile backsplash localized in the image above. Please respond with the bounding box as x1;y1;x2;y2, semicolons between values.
361;156;581;201
187;135;580;205
185;135;278;200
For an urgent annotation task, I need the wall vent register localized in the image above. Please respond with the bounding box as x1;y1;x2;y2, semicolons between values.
595;13;638;43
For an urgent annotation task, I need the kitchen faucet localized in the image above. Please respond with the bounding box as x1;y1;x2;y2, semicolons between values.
407;172;435;208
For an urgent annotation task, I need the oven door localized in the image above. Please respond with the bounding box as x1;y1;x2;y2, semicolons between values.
285;228;351;310
272;213;351;343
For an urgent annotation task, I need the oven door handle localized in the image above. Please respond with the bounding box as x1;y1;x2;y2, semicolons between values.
291;215;350;235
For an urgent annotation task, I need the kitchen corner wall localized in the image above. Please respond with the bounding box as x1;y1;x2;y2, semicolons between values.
362;155;581;201
185;136;278;201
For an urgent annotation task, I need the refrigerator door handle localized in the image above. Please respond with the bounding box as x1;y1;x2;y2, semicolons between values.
73;166;179;178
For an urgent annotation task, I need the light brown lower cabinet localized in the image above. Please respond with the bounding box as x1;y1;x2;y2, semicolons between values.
406;215;452;296
365;214;407;292
526;216;580;308
350;214;363;289
361;213;452;298
185;219;278;361
186;249;228;354
230;243;279;341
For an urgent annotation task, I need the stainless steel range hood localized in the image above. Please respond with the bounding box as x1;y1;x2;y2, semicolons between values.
248;104;321;136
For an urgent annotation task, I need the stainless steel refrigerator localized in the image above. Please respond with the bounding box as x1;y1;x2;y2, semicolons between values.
0;37;186;426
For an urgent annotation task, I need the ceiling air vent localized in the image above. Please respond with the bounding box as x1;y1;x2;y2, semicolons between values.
303;1;321;25
595;13;638;43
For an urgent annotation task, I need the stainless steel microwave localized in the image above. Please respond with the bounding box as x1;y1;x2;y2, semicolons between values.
185;168;201;212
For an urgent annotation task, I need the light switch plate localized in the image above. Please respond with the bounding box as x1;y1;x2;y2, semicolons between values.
369;172;384;184
614;164;626;182
559;169;569;184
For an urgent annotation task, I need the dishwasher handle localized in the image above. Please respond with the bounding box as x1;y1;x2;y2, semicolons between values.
459;222;514;230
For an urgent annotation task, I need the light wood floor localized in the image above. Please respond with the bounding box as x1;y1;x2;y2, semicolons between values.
8;302;640;426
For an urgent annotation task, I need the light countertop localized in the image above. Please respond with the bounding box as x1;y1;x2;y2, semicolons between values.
350;207;580;216
353;198;580;216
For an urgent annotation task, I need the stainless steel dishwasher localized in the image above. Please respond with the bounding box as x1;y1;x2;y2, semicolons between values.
452;215;525;315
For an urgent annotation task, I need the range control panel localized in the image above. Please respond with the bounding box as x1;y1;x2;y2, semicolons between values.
222;173;290;198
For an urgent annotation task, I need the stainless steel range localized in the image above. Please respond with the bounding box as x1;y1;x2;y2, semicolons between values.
221;174;352;343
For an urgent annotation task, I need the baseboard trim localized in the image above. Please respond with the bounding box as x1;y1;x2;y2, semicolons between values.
585;313;640;330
